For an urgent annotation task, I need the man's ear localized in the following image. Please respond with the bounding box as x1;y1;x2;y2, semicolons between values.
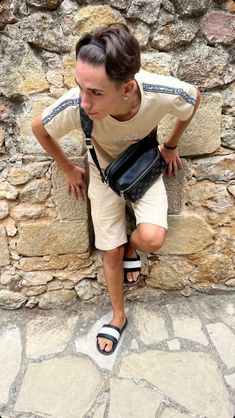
123;80;135;97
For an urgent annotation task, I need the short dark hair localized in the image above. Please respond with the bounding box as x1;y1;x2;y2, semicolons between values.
75;23;141;83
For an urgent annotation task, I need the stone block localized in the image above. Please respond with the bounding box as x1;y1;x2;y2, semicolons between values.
172;44;234;89
17;220;90;256
52;159;89;221
127;0;161;24
14;356;104;417
158;212;214;255
0;227;10;267
0;200;9;219
0;181;18;200
146;258;194;290
158;93;222;157
141;52;171;76
0;290;27;309
19;179;51;203
0;36;48;97
192;154;235;182
74;6;125;35
151;22;198;51
38;289;77;309
163;159;188;214
201;11;235;45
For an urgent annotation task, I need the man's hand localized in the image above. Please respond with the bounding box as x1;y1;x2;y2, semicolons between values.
64;165;88;200
159;144;182;177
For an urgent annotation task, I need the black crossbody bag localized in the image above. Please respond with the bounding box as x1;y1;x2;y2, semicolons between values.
80;106;166;202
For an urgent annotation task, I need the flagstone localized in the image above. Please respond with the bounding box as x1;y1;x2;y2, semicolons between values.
206;322;235;369
14;356;104;418
118;351;233;418
0;327;22;404
109;378;163;418
167;304;208;345
161;408;191;417
26;315;78;358
75;310;128;370
224;373;235;390
167;339;181;350
133;305;168;344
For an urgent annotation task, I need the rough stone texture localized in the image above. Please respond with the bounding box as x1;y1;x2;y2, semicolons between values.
38;289;77;309
0;200;9;219
141;52;171;76
74;6;125;35
17;220;90;256
172;44;234;89
186;181;234;214
17;13;70;53
109;378;163;417
0;290;27;309
52;159;89;220
192;154;235;182
167;304;208;345
14;356;104;418
0;327;22;404
157;213;214;255
201;11;235;45
26;315;78;358
118;351;233;418
0;37;48;98
161;409;192;418
0;182;18;200
0;227;10;267
146;258;194;290
173;0;208;17
19;179;51;203
26;0;62;10
163;159;188;214
206;323;235;369
151;22;198;51
158;93;222;157
133;305;168;344
127;0;161;24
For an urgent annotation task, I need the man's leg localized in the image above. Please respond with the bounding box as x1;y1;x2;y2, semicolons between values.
97;245;126;353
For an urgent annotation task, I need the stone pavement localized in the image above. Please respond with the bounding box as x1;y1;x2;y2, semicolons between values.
0;288;235;418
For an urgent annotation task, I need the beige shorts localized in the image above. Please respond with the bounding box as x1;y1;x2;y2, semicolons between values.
88;164;168;250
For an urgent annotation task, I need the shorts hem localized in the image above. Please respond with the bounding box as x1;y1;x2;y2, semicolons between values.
95;239;128;251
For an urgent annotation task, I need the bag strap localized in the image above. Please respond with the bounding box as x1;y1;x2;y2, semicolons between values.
79;105;105;181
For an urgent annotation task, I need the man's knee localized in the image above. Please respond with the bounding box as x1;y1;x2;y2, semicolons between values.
104;246;124;268
138;227;166;253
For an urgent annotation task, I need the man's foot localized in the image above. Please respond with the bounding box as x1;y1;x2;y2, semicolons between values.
123;239;141;286
97;316;127;355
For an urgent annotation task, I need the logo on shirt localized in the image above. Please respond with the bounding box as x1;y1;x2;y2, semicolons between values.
113;132;139;142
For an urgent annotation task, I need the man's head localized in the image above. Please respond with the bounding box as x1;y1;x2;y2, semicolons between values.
75;24;141;119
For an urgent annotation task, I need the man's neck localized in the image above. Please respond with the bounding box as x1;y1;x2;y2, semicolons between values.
111;81;141;122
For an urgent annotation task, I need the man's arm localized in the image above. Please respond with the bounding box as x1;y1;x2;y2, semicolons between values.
160;88;201;176
31;115;87;199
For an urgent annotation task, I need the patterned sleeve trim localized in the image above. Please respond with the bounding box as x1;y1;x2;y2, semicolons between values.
143;83;196;106
42;97;81;125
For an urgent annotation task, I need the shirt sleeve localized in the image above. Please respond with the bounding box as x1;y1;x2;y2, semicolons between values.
41;87;81;139
166;77;197;121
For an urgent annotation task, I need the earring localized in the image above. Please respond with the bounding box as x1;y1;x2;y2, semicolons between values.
123;96;128;101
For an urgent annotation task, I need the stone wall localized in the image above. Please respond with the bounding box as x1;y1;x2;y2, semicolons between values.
0;0;234;309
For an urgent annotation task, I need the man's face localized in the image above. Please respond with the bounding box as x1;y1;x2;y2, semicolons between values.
75;59;126;120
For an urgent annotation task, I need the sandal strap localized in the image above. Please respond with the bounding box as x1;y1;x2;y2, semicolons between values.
123;258;141;271
97;325;121;342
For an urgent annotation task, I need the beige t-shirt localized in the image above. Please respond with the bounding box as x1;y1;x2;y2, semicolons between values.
42;69;197;168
